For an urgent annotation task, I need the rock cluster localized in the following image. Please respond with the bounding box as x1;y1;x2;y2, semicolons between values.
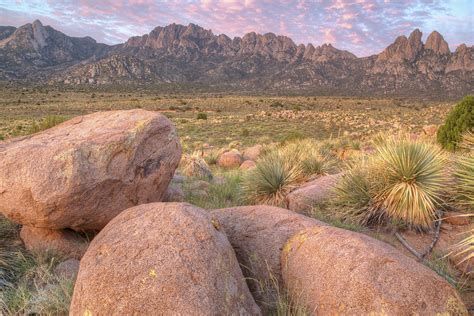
215;145;263;170
213;205;467;315
0;111;468;314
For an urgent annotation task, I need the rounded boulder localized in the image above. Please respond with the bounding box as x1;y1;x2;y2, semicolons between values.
211;205;326;311
217;149;243;168
281;226;467;315
0;110;182;230
70;202;260;315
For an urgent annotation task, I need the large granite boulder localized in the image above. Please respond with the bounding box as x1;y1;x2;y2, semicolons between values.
70;202;260;315
0;110;182;231
281;226;468;315
211;205;326;311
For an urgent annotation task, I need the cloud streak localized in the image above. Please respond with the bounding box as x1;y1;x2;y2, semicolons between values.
0;0;472;56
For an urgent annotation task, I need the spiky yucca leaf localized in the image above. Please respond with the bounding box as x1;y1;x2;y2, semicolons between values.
372;135;448;229
452;229;474;266
242;150;303;206
334;157;386;226
454;132;474;210
181;151;213;179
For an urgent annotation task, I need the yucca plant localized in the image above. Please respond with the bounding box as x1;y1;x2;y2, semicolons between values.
242;150;303;206
453;132;474;211
181;151;213;180
335;134;449;230
334;158;386;226
451;226;473;271
371;135;449;229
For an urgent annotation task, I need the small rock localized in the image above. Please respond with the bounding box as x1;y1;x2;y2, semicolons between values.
286;173;342;212
163;185;185;202
20;226;89;260
187;180;210;191
217;149;243;168
172;174;187;184
240;160;256;170
243;145;263;161
54;259;80;279
422;124;438;136
191;189;209;199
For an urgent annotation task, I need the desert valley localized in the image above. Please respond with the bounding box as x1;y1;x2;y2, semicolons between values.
0;8;473;316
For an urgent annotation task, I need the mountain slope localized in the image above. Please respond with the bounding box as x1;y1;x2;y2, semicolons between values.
0;20;472;97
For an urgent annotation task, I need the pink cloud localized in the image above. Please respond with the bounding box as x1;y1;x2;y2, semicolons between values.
1;0;472;56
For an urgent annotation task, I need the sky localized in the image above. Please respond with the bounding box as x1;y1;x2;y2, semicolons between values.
0;0;472;57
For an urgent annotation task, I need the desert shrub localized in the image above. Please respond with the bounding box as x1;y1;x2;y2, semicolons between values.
204;150;219;165
334;159;384;226
335;134;449;230
196;112;207;120
450;221;473;273
29;115;66;134
279;139;334;177
242;150;303;206
270;101;284;108
0;134;4;140
186;170;243;209
181;152;213;180
280;131;306;144
0;251;73;315
453;132;474;210
242;128;250;137
373;135;448;229
437;95;473;151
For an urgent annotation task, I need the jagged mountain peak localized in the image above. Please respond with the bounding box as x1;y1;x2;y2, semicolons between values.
0;21;473;98
425;30;450;55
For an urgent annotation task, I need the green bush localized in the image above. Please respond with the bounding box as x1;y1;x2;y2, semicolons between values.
437;96;473;151
196;112;207;120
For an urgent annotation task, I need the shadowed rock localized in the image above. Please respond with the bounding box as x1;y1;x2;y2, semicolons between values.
20;226;89;260
211;205;326;311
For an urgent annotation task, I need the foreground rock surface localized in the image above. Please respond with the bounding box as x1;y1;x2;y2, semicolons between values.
281;226;468;315
20;226;89;260
286;173;342;212
71;202;260;315
211;205;326;310
0;109;181;231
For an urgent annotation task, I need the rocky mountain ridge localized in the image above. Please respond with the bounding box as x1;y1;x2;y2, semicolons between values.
0;20;473;97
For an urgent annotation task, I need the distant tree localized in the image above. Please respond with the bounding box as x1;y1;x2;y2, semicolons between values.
437;96;473;151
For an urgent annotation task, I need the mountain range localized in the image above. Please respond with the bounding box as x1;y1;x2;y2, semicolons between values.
0;20;473;97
